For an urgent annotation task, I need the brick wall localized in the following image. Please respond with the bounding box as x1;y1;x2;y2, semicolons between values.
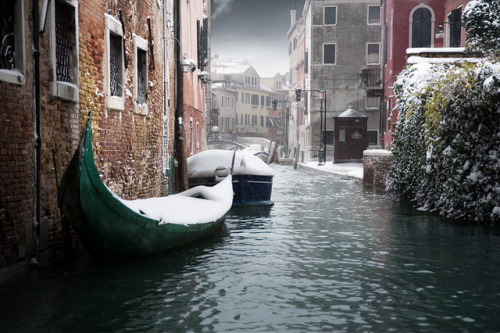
1;0;169;277
363;150;393;191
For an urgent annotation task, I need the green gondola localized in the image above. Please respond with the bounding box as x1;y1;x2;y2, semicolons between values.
58;115;233;259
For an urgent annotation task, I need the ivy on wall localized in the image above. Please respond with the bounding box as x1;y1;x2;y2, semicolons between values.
387;60;500;224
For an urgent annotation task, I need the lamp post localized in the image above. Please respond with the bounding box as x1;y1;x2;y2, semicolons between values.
318;89;325;165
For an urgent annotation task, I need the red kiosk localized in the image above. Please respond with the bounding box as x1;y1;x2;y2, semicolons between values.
334;103;368;163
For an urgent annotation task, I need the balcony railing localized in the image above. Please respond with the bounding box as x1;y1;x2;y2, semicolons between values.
360;66;383;97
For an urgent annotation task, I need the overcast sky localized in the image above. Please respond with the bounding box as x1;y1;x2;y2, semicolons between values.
210;0;306;74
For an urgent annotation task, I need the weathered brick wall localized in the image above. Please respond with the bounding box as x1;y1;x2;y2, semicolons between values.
0;36;35;272
84;0;165;200
1;0;169;276
363;150;393;191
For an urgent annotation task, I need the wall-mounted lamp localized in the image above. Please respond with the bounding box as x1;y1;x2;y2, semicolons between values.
435;21;465;39
181;57;192;73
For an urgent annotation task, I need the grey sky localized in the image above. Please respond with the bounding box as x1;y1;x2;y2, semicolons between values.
210;0;305;74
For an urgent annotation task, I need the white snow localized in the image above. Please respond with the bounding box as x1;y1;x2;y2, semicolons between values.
116;175;233;225
187;149;274;178
301;161;363;180
364;149;391;156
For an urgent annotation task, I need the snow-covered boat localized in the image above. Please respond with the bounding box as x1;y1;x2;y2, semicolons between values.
187;150;274;207
58;115;233;259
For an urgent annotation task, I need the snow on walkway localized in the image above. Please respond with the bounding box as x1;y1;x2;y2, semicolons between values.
299;161;363;180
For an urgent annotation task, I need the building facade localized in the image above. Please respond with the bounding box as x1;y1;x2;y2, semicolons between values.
0;0;206;278
380;0;446;148
295;0;382;163
210;58;287;145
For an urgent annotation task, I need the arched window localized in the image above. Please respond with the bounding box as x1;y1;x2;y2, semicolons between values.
411;8;432;47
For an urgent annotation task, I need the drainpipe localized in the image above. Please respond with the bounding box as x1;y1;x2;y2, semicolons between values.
31;0;41;267
163;0;171;194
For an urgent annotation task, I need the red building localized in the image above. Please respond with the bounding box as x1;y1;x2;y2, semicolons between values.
381;0;471;149
381;0;445;148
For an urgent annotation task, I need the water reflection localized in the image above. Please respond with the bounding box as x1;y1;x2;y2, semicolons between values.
1;165;500;332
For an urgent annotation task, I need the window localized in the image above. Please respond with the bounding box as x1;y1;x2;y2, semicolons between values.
105;14;125;110
326;131;334;145
261;95;264;107
251;94;259;106
245;93;250;104
49;0;79;101
367;131;378;146
411;7;432;48
324;44;336;64
221;95;225;108
235;113;238;125
366;43;380;64
241;93;244;103
261;116;264;127
324;6;337;25
266;96;271;107
366;96;379;109
368;6;381;25
449;8;462;47
134;34;148;114
0;0;26;85
339;129;346;143
305;50;308;74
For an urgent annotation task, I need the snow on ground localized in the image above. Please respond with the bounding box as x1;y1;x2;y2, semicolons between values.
300;161;363;180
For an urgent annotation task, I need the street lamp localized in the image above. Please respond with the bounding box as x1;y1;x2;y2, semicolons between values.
318;89;326;165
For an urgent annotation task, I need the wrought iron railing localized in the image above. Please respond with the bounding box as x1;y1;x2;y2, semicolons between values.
0;2;16;70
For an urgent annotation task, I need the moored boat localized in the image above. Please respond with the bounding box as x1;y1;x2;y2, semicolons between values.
58;115;233;259
187;150;274;207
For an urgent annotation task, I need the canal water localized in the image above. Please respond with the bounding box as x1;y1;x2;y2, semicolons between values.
1;165;500;332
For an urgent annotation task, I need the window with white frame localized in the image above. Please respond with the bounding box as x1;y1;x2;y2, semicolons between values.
323;44;336;64
134;34;148;114
366;43;380;65
368;6;381;25
105;14;124;110
0;0;26;85
411;7;433;48
49;0;79;101
324;6;337;25
366;96;379;109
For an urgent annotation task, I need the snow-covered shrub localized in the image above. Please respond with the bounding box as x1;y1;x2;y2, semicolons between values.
463;0;500;56
388;60;500;224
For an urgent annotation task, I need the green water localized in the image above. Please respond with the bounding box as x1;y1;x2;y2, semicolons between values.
1;165;499;332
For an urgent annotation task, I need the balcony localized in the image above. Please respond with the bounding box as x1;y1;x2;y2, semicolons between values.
360;66;383;97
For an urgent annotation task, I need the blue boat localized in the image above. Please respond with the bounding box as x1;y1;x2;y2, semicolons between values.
187;150;274;207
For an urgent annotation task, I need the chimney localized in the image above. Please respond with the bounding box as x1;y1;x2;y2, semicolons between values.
290;10;296;27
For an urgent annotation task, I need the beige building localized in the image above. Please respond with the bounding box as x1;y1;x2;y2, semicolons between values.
211;58;287;141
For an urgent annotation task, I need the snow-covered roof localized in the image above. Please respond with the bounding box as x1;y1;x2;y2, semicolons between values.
407;56;482;65
337;106;367;118
406;47;466;55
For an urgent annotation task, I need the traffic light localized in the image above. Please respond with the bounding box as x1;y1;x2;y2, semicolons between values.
295;88;301;102
272;99;278;110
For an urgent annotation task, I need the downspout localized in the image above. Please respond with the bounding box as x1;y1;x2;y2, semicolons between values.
381;0;387;149
163;0;171;194
32;0;41;267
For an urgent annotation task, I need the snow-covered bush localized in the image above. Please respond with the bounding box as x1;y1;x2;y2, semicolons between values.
387;60;500;224
463;0;500;56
